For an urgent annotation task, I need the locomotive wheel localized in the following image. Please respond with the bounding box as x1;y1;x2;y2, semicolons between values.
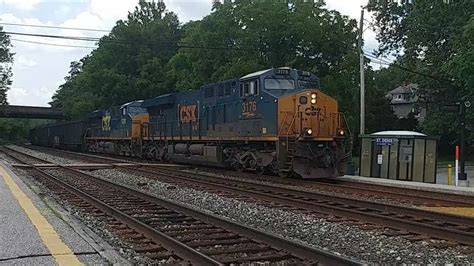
235;164;244;172
278;169;293;178
256;166;266;175
230;158;244;172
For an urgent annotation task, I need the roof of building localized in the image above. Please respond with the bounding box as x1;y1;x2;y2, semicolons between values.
371;131;427;137
388;83;418;95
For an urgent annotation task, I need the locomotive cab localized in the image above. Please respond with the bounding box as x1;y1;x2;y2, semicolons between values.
277;88;349;178
240;67;351;178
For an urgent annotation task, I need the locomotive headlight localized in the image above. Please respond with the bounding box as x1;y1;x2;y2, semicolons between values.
306;128;313;135
311;98;317;104
338;129;345;136
311;93;317;99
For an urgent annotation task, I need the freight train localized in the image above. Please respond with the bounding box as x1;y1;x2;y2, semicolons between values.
30;67;351;178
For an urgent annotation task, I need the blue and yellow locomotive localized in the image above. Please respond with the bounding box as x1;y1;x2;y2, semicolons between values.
31;67;351;178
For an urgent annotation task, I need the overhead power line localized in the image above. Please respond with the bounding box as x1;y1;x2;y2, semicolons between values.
5;31;101;42
363;52;455;85
11;38;97;49
4;31;255;51
6;30;453;85
364;52;394;66
0;22;111;33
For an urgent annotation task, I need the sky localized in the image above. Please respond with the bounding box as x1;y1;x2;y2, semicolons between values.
0;0;379;107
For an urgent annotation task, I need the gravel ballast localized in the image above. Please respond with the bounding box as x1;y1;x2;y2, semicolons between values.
4;147;473;263
8;145;84;164
183;168;420;207
86;168;473;264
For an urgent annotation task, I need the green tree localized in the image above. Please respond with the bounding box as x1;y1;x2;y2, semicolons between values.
51;0;180;119
51;0;400;147
368;0;473;98
0;26;13;105
168;1;359;91
168;0;385;138
368;0;474;152
445;17;474;147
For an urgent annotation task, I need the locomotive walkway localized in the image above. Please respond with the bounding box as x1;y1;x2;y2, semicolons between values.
0;162;127;265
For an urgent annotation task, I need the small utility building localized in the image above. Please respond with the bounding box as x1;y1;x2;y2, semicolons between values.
360;131;438;183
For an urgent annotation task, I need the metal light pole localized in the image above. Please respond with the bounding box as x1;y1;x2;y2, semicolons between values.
458;100;471;186
358;7;365;135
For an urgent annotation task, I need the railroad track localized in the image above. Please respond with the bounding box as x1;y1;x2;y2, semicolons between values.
1;146;357;265
14;145;474;247
21;144;474;207
175;166;474;207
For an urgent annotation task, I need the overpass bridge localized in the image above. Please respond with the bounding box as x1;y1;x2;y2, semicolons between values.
0;105;65;119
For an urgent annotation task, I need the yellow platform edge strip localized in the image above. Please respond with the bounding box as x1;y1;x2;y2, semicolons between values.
420;206;474;218
0;166;83;266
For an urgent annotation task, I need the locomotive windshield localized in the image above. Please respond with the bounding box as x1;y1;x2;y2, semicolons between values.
264;78;295;90
298;80;319;89
127;106;147;117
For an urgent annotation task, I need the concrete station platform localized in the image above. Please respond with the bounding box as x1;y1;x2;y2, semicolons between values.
0;162;128;265
342;175;474;217
342;175;474;195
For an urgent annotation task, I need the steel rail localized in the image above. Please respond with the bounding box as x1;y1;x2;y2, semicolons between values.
61;166;358;265
2;146;360;265
311;179;474;207
0;147;220;265
24;145;474;207
120;166;474;245
32;168;222;266
10;146;474;245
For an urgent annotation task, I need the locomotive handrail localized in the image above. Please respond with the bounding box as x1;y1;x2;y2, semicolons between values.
278;111;297;136
286;113;297;136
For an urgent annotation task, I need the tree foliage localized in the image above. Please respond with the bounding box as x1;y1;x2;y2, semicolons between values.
0;26;13;105
50;0;401;144
51;0;180;119
368;0;474;151
0;119;50;144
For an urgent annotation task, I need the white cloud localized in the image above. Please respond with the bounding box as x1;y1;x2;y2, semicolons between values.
326;0;368;20
7;87;28;105
7;85;56;106
326;0;379;52
88;0;137;23
54;5;72;17
2;0;42;11
165;0;212;22
1;13;98;53
16;55;37;68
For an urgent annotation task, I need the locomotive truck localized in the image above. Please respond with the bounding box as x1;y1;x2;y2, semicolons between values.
30;67;351;178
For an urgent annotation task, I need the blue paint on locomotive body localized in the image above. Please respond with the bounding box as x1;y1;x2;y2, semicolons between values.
143;68;320;139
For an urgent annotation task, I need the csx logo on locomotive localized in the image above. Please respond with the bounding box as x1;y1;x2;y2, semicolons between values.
102;113;111;131
179;104;198;123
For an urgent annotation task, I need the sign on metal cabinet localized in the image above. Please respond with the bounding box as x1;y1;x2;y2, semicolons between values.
375;138;393;146
377;154;383;165
399;145;413;162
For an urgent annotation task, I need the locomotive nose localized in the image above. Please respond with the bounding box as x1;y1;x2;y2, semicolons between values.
297;90;320;138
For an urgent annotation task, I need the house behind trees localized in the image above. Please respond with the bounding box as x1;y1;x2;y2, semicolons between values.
387;83;426;123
